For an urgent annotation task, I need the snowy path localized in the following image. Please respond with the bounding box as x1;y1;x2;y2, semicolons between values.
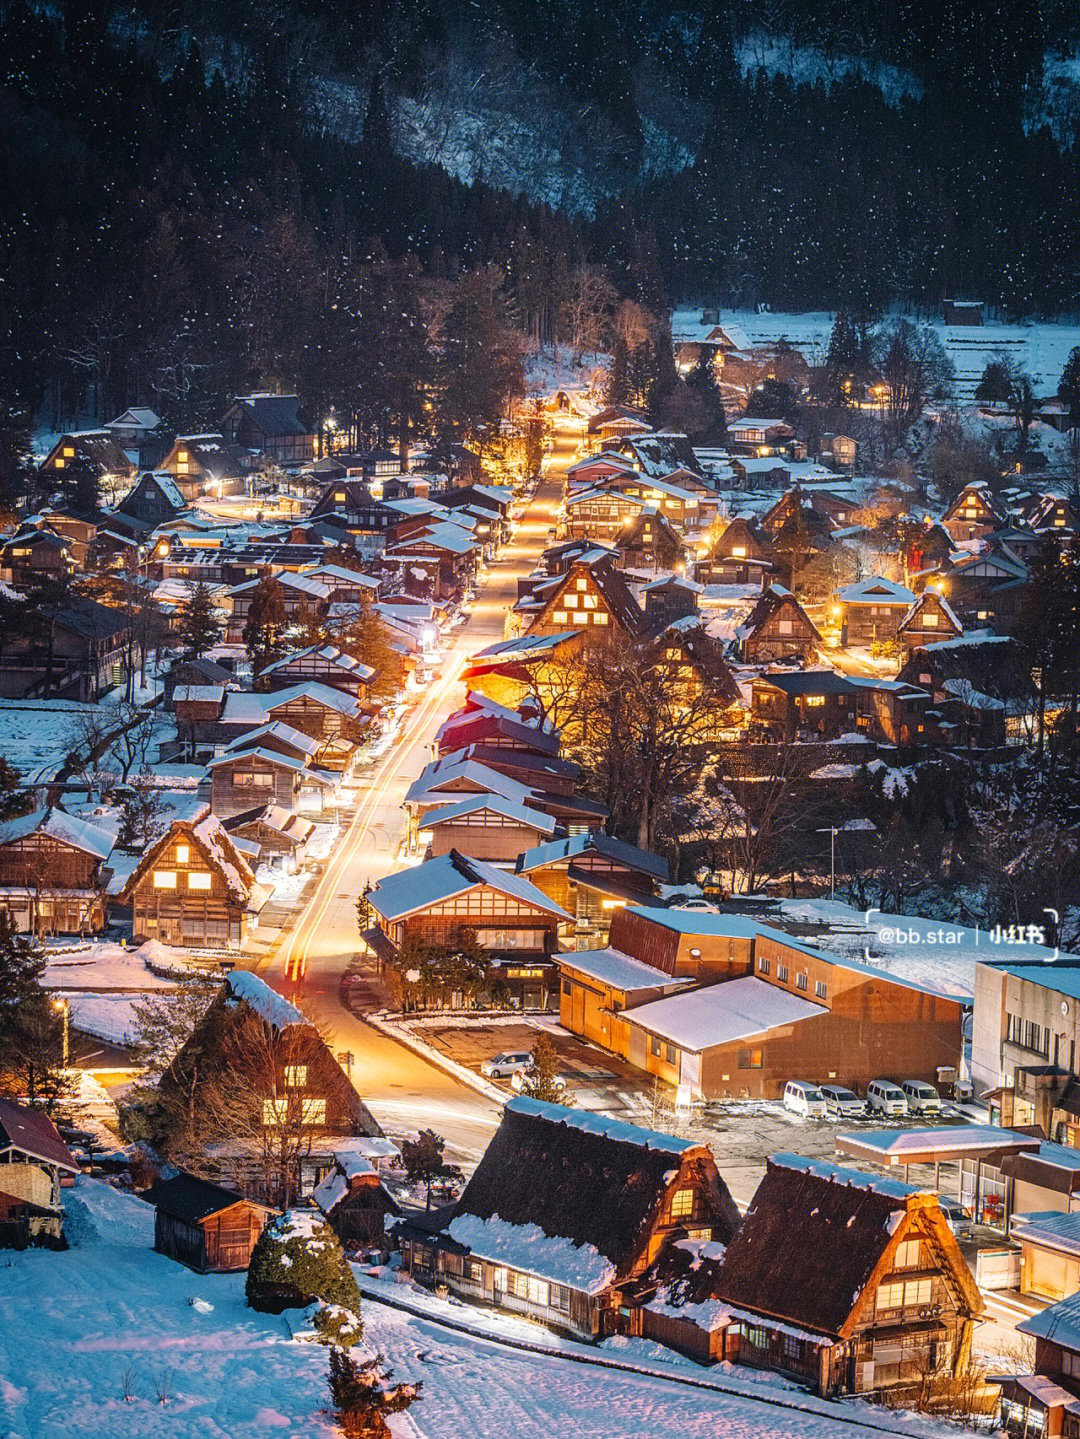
357;1275;964;1439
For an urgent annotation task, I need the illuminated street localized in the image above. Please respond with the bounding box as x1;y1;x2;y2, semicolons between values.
263;423;575;1159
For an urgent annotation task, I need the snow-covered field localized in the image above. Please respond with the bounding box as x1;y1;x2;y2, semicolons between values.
0;1177;967;1439
674;308;1080;401
764;896;1076;1000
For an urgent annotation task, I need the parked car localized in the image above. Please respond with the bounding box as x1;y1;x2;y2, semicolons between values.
511;1070;566;1093
672;897;719;913
901;1079;943;1115
939;1200;973;1239
819;1084;863;1118
866;1079;909;1116
783;1081;827;1118
480;1051;534;1079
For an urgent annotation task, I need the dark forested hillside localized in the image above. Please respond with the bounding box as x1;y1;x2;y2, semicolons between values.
3;0;1080;443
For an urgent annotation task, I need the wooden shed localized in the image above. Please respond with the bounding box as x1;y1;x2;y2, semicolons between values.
146;1171;275;1271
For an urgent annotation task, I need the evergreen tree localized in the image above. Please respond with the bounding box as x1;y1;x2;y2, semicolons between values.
247;1210;362;1314
976;360;1013;405
327;1345;421;1439
179;580;223;658
400;1128;463;1213
0;402;33;515
0;913;64;1103
115;769;170;852
243;574;290;685
0;758;31;821
1060;347;1080;428
338;594;402;700
522;1032;569;1105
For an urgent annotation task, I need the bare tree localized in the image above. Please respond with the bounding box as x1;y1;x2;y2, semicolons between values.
562;265;617;364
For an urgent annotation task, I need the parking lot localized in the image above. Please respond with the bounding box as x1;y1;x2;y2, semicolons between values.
416;1019;659;1118
406;1016;982;1206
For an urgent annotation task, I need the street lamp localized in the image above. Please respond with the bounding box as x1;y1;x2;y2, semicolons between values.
53;997;70;1066
816;826;839;900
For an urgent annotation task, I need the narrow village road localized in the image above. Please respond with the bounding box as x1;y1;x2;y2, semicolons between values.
260;422;575;1162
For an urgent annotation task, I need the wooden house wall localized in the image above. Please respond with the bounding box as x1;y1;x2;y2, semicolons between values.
742;605;817;662
427;815;548;861
392;888;559;956
130;832;247;947
211;758;299;819
0;833;99;891
841;601;909;647
154;1202;267;1272
610;909;752;980
558;968;674;1052
680;934;964;1098
0;834;105;935
529;569;623;640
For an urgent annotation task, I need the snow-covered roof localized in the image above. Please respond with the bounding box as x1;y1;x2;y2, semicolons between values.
174;684;224;705
508;1097;696;1155
1018;1289;1080;1350
0;806;113;861
625;976;826;1052
446;1211;617;1295
836;575;916;605
1011;1210;1080;1257
368;851;570;923
420;794;557;834
558;947;694;993
405;757;538;808
226;970;305;1030
770;1153;923;1201
623;905;760;938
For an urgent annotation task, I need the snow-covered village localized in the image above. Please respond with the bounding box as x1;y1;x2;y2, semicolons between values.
6;3;1080;1437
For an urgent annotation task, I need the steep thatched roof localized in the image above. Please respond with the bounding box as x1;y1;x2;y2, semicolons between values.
714;1155;981;1338
450;1098;739;1281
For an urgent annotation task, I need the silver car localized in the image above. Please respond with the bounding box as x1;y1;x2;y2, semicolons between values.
819;1084;864;1118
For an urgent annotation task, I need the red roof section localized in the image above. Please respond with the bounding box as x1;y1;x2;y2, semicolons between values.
0;1097;79;1172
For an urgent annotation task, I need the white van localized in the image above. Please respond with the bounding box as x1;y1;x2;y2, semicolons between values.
866;1079;909;1116
783;1081;827;1118
902;1079;943;1115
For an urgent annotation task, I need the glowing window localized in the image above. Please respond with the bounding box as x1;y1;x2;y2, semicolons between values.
732;546;747;557
284;1065;307;1088
177;450;189;463
175;844;190;864
564;593;578;607
582;594;597;609
894;1238;921;1270
575;578;588;591
923;613;939;627
63;446;75;457
54;457;65;469
153;871;177;889
594;612;609;625
670;1187;694;1219
553;611;568;625
187;871;212;891
177;462;189;475
263;1097;326;1126
334;491;347;501
805;695;826;708
526;1276;549;1306
573;612;588;625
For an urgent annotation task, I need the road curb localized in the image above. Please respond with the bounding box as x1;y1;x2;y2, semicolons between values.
364;1011;508;1107
356;1279;937;1437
